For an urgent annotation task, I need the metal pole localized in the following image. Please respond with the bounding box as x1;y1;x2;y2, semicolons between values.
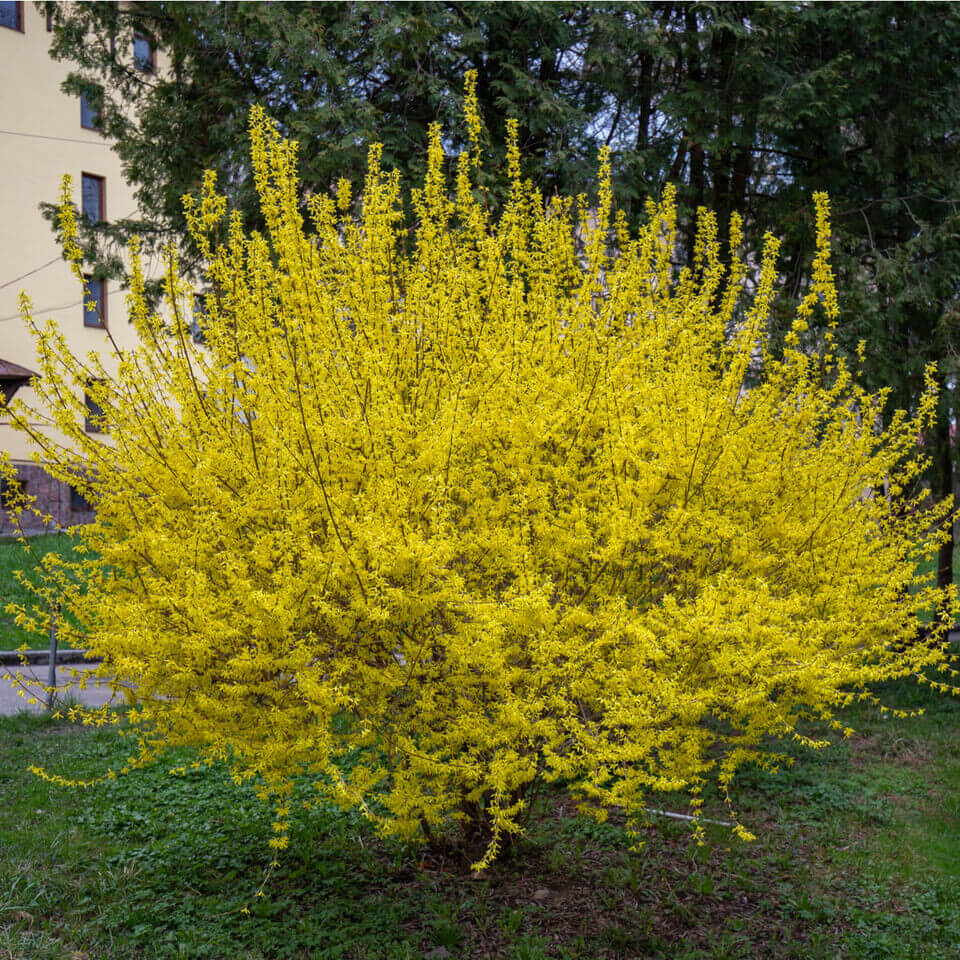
46;605;58;711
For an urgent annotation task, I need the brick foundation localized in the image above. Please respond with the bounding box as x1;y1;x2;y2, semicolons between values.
0;463;95;536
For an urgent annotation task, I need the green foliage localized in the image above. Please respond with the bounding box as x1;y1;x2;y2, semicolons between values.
42;2;960;281
42;1;610;292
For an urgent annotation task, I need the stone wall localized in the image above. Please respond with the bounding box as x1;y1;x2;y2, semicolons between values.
0;463;95;536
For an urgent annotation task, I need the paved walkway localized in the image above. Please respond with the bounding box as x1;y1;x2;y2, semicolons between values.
0;662;118;715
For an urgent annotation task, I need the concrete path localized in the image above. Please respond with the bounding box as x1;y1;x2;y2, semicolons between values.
0;662;118;715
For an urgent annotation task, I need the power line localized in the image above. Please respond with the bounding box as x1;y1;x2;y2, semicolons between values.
0;298;86;324
0;257;63;290
0;128;111;147
0;209;139;293
0;288;126;324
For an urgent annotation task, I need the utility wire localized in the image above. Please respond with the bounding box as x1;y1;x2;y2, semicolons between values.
0;288;125;324
0;257;63;290
0;208;140;298
0;298;85;324
0;128;110;147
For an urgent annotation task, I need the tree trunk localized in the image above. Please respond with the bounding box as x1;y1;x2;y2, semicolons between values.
932;375;955;623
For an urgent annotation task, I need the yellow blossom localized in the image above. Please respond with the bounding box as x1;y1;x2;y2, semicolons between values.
3;97;957;869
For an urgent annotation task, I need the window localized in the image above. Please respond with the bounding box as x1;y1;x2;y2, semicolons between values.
191;293;208;343
0;2;22;31
80;91;99;130
46;9;52;31
83;276;106;328
133;33;154;72
81;173;104;222
70;484;91;513
84;382;106;433
0;475;23;510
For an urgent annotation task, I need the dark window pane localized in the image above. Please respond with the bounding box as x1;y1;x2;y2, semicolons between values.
80;92;99;130
0;476;23;510
83;277;105;327
70;485;91;512
192;293;208;343
81;174;103;221
0;3;21;30
133;34;153;72
46;10;52;31
84;385;105;433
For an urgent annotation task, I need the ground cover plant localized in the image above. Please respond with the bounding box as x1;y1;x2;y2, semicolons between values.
0;676;957;959
2;78;958;869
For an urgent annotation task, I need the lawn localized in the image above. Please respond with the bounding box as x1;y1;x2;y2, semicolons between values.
1;678;958;959
0;533;81;651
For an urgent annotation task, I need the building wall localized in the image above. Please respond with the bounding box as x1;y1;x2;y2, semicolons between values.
0;3;154;533
0;462;94;535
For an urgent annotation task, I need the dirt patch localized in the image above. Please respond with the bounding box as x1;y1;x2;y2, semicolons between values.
370;793;837;959
848;732;933;768
31;720;101;739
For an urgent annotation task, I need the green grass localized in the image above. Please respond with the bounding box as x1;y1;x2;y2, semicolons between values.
1;678;958;959
0;533;81;650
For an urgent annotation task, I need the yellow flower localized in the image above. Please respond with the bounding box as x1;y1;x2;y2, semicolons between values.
7;87;956;870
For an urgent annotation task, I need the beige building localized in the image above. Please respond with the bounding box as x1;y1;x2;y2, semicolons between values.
0;2;157;533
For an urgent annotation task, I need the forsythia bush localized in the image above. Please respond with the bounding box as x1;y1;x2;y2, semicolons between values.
5;80;958;868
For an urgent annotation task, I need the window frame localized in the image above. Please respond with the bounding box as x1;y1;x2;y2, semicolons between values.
82;275;107;329
191;292;209;343
80;172;106;223
0;2;23;32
